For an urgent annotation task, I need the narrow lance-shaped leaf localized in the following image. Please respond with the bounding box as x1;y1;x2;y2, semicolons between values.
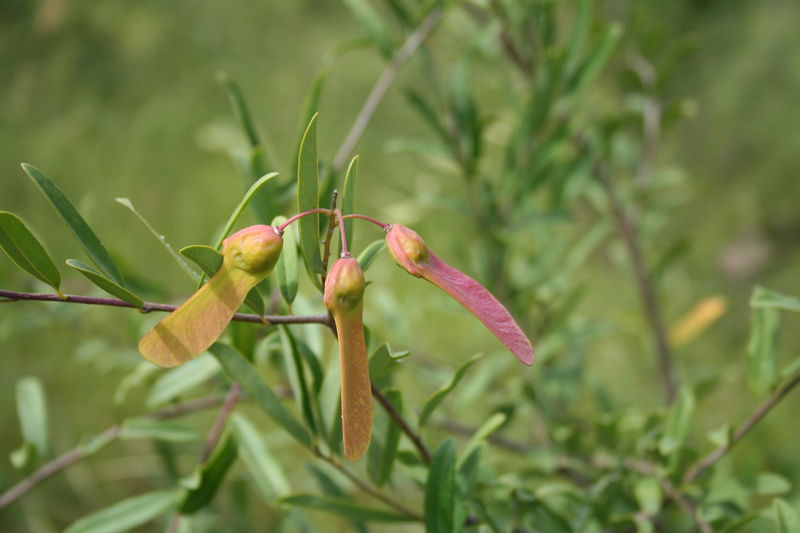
341;155;358;253
210;343;312;448
425;438;458;533
323;257;373;460
139;225;282;367
178;434;238;514
64;488;180;533
114;198;200;281
386;224;534;365
21;163;123;284
747;306;780;396
16;376;50;459
0;212;61;293
281;494;414;523
272;216;299;305
66;259;144;308
217;72;278;220
297;113;324;288
774;498;800;533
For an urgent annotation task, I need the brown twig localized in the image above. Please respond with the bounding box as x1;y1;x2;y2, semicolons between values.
332;7;444;171
199;383;241;462
628;459;713;533
314;448;422;520
595;166;676;404
0;396;224;509
683;371;800;485
0;290;330;326
371;385;432;464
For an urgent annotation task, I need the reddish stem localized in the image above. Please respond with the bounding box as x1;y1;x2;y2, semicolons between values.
342;213;389;230
334;209;350;256
277;208;332;234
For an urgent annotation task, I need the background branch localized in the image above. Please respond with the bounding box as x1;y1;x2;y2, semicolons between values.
371;385;431;464
0;396;224;509
683;370;800;485
332;7;443;171
595;166;677;404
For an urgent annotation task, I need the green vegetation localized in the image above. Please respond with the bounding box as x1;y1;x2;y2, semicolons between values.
1;1;799;532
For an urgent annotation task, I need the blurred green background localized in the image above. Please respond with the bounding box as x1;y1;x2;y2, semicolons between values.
1;0;799;531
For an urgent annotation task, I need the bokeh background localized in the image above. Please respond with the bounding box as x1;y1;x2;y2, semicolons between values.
1;0;799;531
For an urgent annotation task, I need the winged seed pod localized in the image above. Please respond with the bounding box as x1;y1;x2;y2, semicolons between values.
139;225;283;367
323;257;372;461
385;224;534;366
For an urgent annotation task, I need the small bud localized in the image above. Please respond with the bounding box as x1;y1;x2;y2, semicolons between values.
324;257;372;461
385;224;534;366
324;256;366;313
139;225;283;368
385;224;428;277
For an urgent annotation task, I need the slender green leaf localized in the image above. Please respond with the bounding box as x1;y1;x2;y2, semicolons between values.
15;376;49;458
567;23;622;94
564;0;591;75
115;198;199;281
368;343;409;382
297;113;323;288
179;245;264;315
22;163;122;284
292;69;330;179
281;494;415;522
357;240;385;272
634;478;662;515
425;438;458;533
231;413;291;500
120;418;201;442
774;498;800;533
747;307;780;396
419;354;480;426
272;216;299;305
0;211;61;292
179;434;238;514
342;0;394;58
279;326;318;434
341;156;358;252
213;172;280;250
146;354;220;408
217;72;261;149
376;388;402;486
64;488;180;533
66;259;144;307
752;286;800;313
210;343;312;447
458;412;506;467
217;73;279;221
659;387;695;456
756;473;791;496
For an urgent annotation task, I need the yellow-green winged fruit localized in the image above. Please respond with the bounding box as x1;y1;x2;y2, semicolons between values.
386;224;534;366
323;257;372;461
139;225;283;367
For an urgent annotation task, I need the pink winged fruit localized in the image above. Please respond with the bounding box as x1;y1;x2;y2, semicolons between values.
385;224;534;366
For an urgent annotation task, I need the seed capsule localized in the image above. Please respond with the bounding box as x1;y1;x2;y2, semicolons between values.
324;257;372;461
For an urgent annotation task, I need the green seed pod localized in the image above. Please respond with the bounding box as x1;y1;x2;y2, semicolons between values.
139;225;282;367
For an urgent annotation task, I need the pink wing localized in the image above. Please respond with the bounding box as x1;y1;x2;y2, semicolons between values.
421;252;534;366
